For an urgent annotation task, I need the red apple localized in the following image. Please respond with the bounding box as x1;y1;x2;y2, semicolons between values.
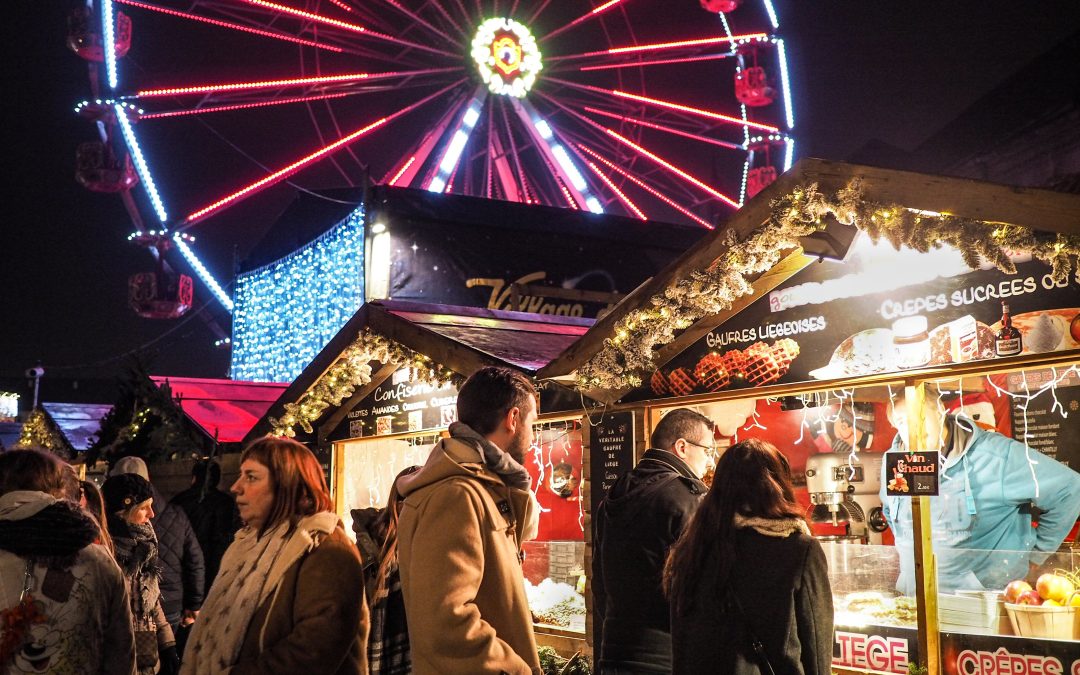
1036;573;1076;603
1004;580;1033;604
1016;589;1043;606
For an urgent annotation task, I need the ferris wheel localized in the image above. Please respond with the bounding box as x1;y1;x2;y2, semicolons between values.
69;0;796;317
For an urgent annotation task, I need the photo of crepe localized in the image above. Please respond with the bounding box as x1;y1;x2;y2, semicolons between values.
809;328;896;380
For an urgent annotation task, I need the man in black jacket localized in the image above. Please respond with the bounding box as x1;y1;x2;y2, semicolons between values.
171;460;240;589
593;408;714;675
111;456;205;653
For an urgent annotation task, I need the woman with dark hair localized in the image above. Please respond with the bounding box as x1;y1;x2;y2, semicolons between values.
80;479;114;556
0;447;135;674
102;473;179;675
664;439;833;675
181;436;368;675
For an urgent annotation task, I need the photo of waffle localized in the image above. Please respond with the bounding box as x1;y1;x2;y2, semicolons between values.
649;338;801;395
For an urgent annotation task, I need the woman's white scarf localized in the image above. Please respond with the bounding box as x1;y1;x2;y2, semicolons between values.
734;513;811;538
181;511;339;674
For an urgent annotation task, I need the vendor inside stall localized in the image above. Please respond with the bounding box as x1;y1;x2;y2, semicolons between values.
882;392;1080;595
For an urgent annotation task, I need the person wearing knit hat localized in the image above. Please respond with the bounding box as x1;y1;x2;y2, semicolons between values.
110;456;206;654
103;473;154;521
103;473;180;675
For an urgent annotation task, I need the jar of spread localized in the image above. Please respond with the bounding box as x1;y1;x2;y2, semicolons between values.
893;315;930;369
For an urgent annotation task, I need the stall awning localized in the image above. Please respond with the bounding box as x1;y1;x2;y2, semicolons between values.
40;402;113;452
246;300;596;442
150;377;288;443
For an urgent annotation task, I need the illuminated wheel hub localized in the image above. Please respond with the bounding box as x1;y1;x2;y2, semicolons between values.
471;18;541;98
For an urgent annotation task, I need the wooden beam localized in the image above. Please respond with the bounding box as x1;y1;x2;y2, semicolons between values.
799;157;1080;235
317;362;399;443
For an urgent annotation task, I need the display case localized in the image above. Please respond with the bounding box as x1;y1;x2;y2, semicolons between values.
523;540;587;634
827;542;1080;673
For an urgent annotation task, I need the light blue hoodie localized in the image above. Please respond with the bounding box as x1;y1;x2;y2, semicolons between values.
881;414;1080;594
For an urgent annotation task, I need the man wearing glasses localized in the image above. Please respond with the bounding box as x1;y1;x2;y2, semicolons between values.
593;408;716;675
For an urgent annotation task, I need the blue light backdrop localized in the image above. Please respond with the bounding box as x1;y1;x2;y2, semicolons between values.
230;206;365;382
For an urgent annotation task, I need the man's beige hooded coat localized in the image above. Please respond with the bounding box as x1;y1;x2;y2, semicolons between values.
396;436;541;675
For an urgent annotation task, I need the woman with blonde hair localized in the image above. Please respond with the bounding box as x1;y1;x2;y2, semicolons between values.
80;479;114;555
182;436;368;674
103;472;179;675
664;438;833;675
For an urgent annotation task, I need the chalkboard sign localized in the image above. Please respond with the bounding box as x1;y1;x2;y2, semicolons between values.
1007;369;1080;471
589;411;635;517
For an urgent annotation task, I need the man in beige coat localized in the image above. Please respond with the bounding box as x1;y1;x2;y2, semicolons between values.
395;366;542;675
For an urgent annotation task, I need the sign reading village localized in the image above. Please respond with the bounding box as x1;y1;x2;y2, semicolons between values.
328;368;459;441
629;239;1080;401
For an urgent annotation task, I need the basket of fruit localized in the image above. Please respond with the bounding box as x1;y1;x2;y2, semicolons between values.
1002;572;1080;640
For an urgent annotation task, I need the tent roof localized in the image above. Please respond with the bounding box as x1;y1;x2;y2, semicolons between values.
246;300;594;442
40;402;112;452
150;377;288;443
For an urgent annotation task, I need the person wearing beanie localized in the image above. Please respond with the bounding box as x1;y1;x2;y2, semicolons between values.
0;447;136;675
103;473;179;675
111;456;205;655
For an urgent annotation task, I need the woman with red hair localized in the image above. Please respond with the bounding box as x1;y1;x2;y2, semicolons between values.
182;437;368;674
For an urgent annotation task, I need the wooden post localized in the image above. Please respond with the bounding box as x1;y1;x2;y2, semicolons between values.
905;383;940;674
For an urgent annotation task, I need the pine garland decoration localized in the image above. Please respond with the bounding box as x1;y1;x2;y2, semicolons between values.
576;179;1080;392
269;330;460;437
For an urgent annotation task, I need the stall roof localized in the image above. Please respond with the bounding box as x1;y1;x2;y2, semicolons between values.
246;300;595;442
40;402;112;453
538;157;1080;400
150;377;288;443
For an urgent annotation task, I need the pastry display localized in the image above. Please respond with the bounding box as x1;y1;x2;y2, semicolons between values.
744;345;783;386
650;369;670;396
693;353;731;392
667;367;697;396
834;592;918;628
810;329;895;379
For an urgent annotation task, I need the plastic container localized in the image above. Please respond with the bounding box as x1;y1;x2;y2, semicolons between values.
1004;603;1080;640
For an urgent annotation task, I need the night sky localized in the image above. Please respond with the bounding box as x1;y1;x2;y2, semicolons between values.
4;0;1079;401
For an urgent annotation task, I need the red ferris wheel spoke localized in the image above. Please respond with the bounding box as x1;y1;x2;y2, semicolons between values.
378;0;461;48
544;76;778;133
546;33;767;62
137;92;353;119
582;106;744;151
574;52;733;72
180;79;467;227
536;90;737;211
424;0;471;42
576;144;712;228
584;160;646;220
539;0;629;43
326;0;355;13
605;128;739;208
132;67;462;98
524;0;554;26
236;0;461;57
113;0;344;52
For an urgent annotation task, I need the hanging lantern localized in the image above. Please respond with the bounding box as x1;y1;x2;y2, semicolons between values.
76;142;139;193
700;0;742;12
734;66;775;107
67;6;131;62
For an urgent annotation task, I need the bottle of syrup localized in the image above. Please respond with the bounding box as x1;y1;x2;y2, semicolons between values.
995;301;1022;357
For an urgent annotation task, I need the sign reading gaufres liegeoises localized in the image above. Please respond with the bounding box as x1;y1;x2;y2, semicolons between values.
627;239;1080;402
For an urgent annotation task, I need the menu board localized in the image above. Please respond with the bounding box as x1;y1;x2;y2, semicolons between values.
1007;369;1080;470
588;411;635;518
626;242;1080;403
